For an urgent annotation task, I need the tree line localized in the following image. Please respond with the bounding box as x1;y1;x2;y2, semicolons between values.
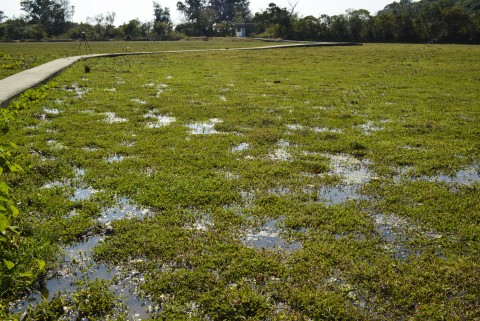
0;0;479;43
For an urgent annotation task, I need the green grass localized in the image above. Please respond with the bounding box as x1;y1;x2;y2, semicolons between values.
0;38;284;79
1;43;479;320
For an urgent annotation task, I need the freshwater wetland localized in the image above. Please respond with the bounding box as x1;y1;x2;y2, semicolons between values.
1;41;479;320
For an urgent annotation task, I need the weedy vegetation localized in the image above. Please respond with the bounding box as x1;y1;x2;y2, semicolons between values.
0;41;479;320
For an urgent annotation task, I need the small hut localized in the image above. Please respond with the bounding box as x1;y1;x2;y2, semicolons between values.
235;23;255;37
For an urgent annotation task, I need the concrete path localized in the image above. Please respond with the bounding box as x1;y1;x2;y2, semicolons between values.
0;42;361;108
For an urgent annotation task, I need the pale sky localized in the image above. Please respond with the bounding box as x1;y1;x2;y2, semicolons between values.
2;0;396;26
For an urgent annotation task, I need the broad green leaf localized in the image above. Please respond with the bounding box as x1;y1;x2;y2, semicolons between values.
19;272;33;278
0;182;8;194
9;205;19;218
3;259;15;270
0;214;9;232
36;259;46;271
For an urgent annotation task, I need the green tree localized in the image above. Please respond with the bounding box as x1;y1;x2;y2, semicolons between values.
20;0;74;36
346;9;372;42
0;11;6;23
294;15;320;41
153;2;173;39
209;0;250;23
442;6;474;42
177;0;207;35
253;3;295;39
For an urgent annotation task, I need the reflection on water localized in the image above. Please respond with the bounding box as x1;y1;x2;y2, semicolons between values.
244;217;302;251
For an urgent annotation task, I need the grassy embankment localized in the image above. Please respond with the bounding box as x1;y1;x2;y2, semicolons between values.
1;42;479;320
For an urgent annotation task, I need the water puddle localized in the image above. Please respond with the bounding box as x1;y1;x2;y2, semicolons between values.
70;186;98;201
46;139;65;150
317;185;366;206
232;143;250;153
313;127;343;134
357;120;388;135
420;164;480;186
43;108;61;115
42;181;66;189
269;140;292;161
286;124;304;131
11;236;153;320
99;198;149;224
324;154;376;185
131;99;146;105
11;198;153;319
103;112;128;124
187;118;223;135
30;150;55;162
64;82;90;98
373;213;415;260
154;83;169;96
82;146;100;152
144;110;176;128
106;154;125;163
244;216;301;251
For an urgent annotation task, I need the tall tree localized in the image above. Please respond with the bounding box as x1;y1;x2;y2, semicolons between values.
153;2;173;39
253;3;295;38
208;0;250;23
153;1;171;23
0;11;6;23
177;0;206;23
20;0;74;36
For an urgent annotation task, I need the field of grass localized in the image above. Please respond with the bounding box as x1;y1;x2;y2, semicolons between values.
0;38;274;80
1;41;479;320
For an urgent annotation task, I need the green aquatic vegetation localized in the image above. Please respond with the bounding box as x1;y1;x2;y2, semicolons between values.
1;43;479;319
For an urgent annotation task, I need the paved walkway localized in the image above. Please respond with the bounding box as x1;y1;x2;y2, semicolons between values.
0;42;361;108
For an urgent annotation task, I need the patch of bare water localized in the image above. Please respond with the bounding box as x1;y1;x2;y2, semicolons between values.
11;235;154;320
99;198;149;224
131;98;146;105
11;198;154;319
317;185;366;205
46;139;65;150
286;124;304;131
30;150;55;162
156;84;168;97
232;143;250;153
269;140;292;161
324;154;376;185
64;82;90;98
82;146;100;152
244;216;302;251
103;112;127;124
373;213;416;260
70;186;98;201
420;164;480;186
41;181;66;189
187;118;223;135
144;110;176;128
43;108;61;115
313;127;343;134
106;154;125;163
358;121;383;135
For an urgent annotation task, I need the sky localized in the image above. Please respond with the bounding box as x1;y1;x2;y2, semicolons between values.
2;0;395;26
